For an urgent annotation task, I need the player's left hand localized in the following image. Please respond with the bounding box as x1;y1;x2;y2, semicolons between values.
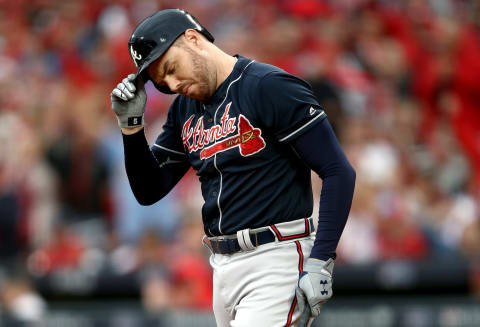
296;258;334;317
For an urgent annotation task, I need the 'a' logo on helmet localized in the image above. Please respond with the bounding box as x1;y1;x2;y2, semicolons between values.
130;45;142;67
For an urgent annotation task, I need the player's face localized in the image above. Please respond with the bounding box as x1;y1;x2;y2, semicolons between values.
147;36;217;101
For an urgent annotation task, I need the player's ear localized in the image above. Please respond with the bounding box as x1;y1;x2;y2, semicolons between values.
184;29;202;47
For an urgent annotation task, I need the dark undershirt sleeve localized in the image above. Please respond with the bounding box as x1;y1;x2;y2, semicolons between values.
291;118;356;260
122;129;190;205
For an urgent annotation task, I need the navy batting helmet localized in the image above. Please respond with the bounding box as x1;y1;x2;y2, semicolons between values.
128;9;214;94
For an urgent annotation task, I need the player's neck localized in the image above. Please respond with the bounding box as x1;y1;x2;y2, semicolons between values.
214;51;238;90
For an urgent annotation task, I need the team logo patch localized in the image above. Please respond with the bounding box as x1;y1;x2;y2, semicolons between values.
200;115;266;159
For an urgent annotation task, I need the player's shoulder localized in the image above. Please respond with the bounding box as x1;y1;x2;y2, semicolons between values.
240;58;288;87
239;56;312;94
242;59;282;79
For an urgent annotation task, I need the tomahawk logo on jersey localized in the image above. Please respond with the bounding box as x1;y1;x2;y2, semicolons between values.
152;56;326;236
199;114;266;159
181;102;266;159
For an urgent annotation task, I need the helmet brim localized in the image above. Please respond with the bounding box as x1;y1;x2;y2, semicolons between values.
132;38;177;94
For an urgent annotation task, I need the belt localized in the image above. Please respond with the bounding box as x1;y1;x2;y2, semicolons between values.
208;218;315;255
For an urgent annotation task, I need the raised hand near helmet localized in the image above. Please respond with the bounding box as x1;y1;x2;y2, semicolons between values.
110;74;147;131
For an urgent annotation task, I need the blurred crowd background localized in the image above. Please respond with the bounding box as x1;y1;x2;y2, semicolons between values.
1;0;480;325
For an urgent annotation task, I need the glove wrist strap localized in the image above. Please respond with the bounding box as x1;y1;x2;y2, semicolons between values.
118;115;144;128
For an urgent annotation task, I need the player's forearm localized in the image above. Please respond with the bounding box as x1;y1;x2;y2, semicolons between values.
310;164;355;260
292;118;356;260
122;128;185;205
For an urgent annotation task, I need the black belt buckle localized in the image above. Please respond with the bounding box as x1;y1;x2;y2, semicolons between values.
211;238;239;254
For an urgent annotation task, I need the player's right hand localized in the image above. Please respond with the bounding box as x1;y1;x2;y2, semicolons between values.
110;74;147;128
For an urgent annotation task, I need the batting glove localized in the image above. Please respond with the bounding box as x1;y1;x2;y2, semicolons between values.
110;74;147;128
296;258;334;317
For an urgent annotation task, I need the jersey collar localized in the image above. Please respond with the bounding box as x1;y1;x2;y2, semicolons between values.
201;55;251;108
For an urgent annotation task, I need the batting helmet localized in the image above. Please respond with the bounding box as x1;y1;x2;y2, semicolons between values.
128;9;214;94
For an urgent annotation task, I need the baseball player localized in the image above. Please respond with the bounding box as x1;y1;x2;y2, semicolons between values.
111;9;355;327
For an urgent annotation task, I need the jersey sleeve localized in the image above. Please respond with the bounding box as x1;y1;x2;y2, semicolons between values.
256;71;326;142
152;97;189;161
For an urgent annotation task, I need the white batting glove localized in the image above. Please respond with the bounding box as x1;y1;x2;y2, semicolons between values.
110;74;147;128
296;258;334;317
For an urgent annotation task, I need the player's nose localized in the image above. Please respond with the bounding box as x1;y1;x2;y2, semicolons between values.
164;76;181;93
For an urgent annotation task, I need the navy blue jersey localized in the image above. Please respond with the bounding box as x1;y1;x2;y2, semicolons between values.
152;56;327;236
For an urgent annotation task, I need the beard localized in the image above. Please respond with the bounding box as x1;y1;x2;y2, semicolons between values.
186;48;216;101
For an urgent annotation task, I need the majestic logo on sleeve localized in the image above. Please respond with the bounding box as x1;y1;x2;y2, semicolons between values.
182;102;266;159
